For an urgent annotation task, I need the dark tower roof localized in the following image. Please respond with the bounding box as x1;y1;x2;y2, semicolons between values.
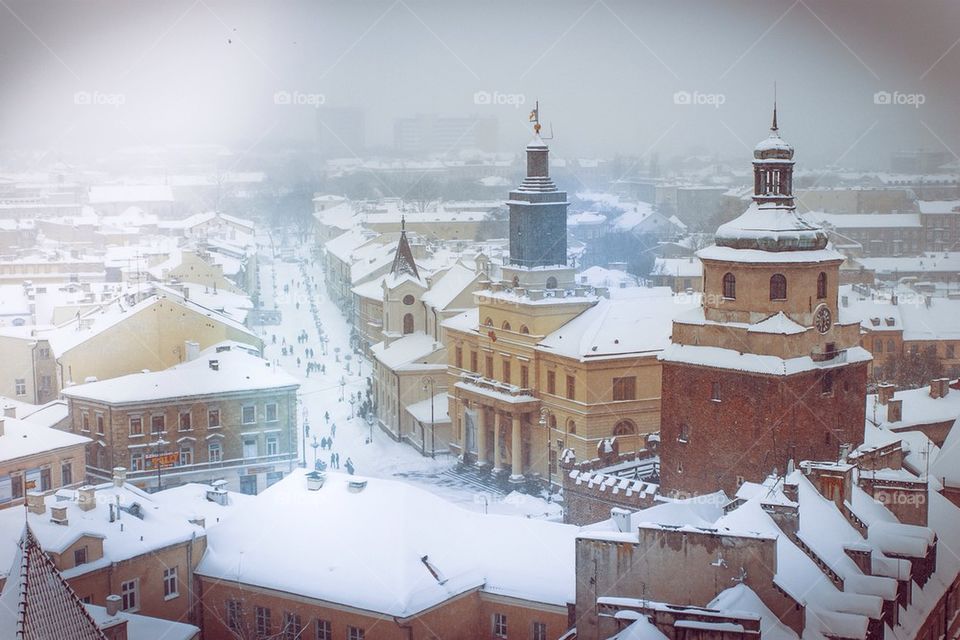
390;217;421;280
0;525;108;640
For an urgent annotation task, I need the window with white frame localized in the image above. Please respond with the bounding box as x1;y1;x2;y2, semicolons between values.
208;441;222;463
266;402;278;422
178;445;193;466
347;626;365;640
226;599;242;631
61;461;72;486
179;410;191;431
208;408;220;428
316;619;332;640
14;378;25;396
493;612;507;638
151;414;165;433
95;413;105;435
282;612;302;640
163;567;178;599
533;621;547;640
129;416;143;436
256;606;271;637
130;452;143;472
266;435;279;456
120;579;138;611
81;412;90;431
242;405;256;424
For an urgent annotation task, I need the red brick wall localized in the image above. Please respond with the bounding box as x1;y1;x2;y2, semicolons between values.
659;361;868;497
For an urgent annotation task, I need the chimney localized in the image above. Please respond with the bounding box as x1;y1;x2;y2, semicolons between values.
929;377;949;399
887;398;903;423
50;505;68;526
105;594;122;617
189;516;206;528
208;359;220;371
77;485;97;511
891;295;898;306
3;405;15;418
185;340;200;361
877;383;895;405
112;467;126;487
0;418;4;437
206;488;229;506
26;491;45;515
611;507;632;533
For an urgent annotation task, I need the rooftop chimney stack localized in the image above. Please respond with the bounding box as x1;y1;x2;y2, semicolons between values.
3;405;15;418
78;485;97;511
105;594;122;617
112;467;126;487
887;398;903;422
26;491;45;515
0;418;4;437
877;383;895;405
929;377;950;399
610;507;632;533
50;505;68;526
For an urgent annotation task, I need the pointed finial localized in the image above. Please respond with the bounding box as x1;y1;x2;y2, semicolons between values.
529;100;540;134
400;214;406;232
771;82;778;132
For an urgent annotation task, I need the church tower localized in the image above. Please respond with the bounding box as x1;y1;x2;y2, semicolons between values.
658;106;872;497
502;103;574;290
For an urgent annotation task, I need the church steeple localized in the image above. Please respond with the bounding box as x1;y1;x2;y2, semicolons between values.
751;100;795;208
390;216;420;280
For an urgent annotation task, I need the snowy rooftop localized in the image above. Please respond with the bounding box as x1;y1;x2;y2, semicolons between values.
809;212;922;229
0;482;204;583
420;262;479;311
0;414;90;464
85;604;198;640
650;257;702;279
856;251;960;275
712;203;828;253
196;470;580;617
61;345;298;404
371;332;442;369
538;289;697;360
88;184;174;204
659;343;872;376
916;200;960;215
866;383;960;432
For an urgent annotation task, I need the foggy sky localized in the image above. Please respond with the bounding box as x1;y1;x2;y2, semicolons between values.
1;0;958;168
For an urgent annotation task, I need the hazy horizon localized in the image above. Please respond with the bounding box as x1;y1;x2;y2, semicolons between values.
1;0;958;169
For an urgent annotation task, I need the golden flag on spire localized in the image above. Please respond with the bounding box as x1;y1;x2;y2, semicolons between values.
528;107;538;123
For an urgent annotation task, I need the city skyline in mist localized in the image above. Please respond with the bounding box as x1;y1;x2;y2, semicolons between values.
1;0;958;169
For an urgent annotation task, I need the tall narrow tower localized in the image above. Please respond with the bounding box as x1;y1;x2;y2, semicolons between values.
504;104;571;287
657;106;872;497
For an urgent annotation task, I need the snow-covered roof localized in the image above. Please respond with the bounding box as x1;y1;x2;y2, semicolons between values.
420;262;479;311
917;200;960;215
856;252;960;275
196;470;580;617
538;289;696;360
0;415;90;464
650;257;702;279
698;244;844;265
85;604;198;640
866;383;960;432
747;312;807;335
659;343;873;376
809;212;922;229
61;345;297;404
0;482;204;583
405;392;451;425
371;333;442;369
713;203;828;253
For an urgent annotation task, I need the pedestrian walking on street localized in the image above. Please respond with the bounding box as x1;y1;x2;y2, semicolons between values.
324;411;329;423
331;423;336;437
330;452;335;467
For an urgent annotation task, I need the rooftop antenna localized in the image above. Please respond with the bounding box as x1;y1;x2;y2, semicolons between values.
529;100;554;139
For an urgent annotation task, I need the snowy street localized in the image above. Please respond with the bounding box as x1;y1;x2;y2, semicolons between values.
255;240;562;520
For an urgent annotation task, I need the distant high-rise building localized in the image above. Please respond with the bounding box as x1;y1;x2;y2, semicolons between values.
393;114;498;155
315;107;366;157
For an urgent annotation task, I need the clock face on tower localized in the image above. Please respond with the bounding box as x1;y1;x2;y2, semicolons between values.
814;304;832;334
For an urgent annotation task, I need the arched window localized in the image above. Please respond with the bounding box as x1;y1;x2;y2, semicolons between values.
402;313;414;334
769;274;787;301
501;321;511;331
613;420;636;436
566;419;577;435
519;325;530;335
402;294;415;306
548;414;557;430
887;339;895;353
816;272;827;299
484;317;493;327
722;272;736;299
546;276;558;289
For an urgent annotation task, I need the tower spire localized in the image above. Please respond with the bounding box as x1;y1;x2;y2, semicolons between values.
771;82;778;132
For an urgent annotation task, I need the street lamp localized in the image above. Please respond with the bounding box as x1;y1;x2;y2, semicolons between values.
150;437;168;492
366;411;374;444
539;407;553;498
344;353;352;374
421;376;437;459
310;436;320;468
339;377;346;402
349;396;356;420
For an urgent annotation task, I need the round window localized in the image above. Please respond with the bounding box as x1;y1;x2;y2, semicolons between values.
402;295;415;306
